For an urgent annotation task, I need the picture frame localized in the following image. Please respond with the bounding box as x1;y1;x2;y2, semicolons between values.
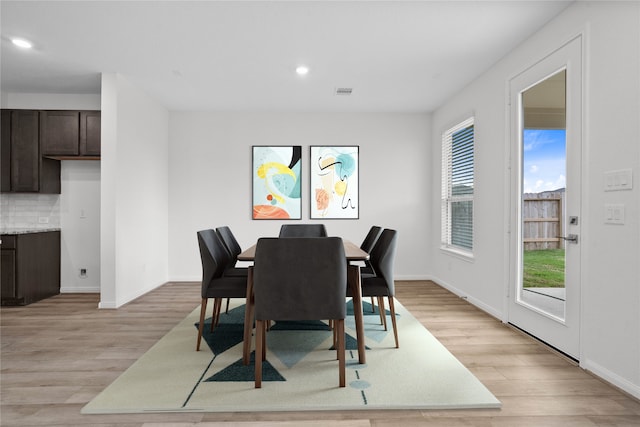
310;145;359;219
252;145;302;220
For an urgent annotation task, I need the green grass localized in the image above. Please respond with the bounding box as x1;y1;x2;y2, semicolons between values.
523;249;565;288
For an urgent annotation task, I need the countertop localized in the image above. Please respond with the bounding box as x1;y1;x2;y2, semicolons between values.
1;228;61;235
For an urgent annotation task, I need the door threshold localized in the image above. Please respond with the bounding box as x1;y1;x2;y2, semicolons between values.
507;322;579;365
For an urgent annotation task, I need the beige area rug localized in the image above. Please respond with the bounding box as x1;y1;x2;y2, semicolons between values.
82;299;501;413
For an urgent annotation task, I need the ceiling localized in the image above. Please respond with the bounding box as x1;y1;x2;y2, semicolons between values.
1;1;573;112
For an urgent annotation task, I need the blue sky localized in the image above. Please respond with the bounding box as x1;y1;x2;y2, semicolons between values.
522;129;566;194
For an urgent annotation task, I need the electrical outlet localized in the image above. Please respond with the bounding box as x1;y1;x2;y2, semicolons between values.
79;268;87;278
38;217;49;224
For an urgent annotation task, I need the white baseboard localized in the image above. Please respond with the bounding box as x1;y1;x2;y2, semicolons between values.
98;281;168;309
98;301;117;309
169;275;201;282
581;358;640;400
427;274;504;321
395;274;432;281
60;286;100;293
115;281;166;308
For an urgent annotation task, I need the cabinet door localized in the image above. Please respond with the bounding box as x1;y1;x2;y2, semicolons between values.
11;110;40;192
1;250;16;300
80;111;101;156
40;111;80;156
1;111;11;192
16;231;61;304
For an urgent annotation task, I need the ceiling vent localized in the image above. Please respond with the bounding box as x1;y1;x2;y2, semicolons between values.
334;87;353;96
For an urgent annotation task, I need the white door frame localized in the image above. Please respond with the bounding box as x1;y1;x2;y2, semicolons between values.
507;34;584;360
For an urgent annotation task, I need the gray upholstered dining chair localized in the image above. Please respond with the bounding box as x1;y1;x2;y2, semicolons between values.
278;223;328;238
196;229;248;351
357;225;383;310
358;225;382;275
216;226;248;313
251;237;347;388
216;226;247;277
216;226;242;265
360;225;382;254
350;228;399;348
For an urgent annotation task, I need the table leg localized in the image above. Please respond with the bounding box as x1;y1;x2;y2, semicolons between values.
243;266;254;365
348;264;366;364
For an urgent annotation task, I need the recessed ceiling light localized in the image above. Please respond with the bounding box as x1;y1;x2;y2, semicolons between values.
295;66;309;76
11;38;33;49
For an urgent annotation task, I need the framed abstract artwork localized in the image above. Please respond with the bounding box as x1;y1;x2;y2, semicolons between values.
310;145;359;219
252;146;302;220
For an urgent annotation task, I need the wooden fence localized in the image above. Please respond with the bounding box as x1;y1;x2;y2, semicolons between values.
523;191;564;250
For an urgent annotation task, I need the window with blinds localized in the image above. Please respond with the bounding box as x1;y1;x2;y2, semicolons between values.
441;117;474;252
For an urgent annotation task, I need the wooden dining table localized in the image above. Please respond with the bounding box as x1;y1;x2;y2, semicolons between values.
237;239;369;365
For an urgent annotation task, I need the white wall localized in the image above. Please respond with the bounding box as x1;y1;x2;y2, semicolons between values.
168;112;431;281
429;2;640;398
100;73;170;308
0;93;100;110
0;93;102;293
60;161;101;292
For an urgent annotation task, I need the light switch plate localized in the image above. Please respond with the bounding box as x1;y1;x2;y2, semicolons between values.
604;169;633;191
605;204;625;225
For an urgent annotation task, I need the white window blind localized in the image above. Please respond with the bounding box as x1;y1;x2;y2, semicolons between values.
441;117;474;252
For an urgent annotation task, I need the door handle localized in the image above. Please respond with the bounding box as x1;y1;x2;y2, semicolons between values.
557;234;579;244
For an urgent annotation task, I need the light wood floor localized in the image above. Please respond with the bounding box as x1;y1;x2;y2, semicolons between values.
2;280;639;426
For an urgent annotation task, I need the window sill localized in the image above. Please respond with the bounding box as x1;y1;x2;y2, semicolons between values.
440;246;475;263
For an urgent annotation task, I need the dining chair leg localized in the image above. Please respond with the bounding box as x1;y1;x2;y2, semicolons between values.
243;267;255;366
215;298;223;327
332;322;338;358
261;321;267;361
210;298;220;332
225;298;230;314
371;296;375;312
197;298;208;351
255;319;265;388
377;296;387;330
329;318;336;351
337;319;346;387
210;299;216;332
388;296;399;348
347;264;366;365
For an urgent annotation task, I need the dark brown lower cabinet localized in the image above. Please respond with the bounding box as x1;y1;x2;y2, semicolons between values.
1;231;60;306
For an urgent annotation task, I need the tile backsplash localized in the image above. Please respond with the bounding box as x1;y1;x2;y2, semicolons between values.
0;194;61;230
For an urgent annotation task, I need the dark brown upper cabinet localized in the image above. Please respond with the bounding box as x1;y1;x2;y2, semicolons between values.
40;110;100;159
40;110;80;156
1;110;60;193
9;110;40;191
80;111;101;156
1;110;12;192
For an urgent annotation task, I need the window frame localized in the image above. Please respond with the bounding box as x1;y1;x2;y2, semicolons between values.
441;116;475;257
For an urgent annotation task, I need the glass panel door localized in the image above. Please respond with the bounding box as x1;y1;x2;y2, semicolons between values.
520;69;567;321
508;36;582;360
